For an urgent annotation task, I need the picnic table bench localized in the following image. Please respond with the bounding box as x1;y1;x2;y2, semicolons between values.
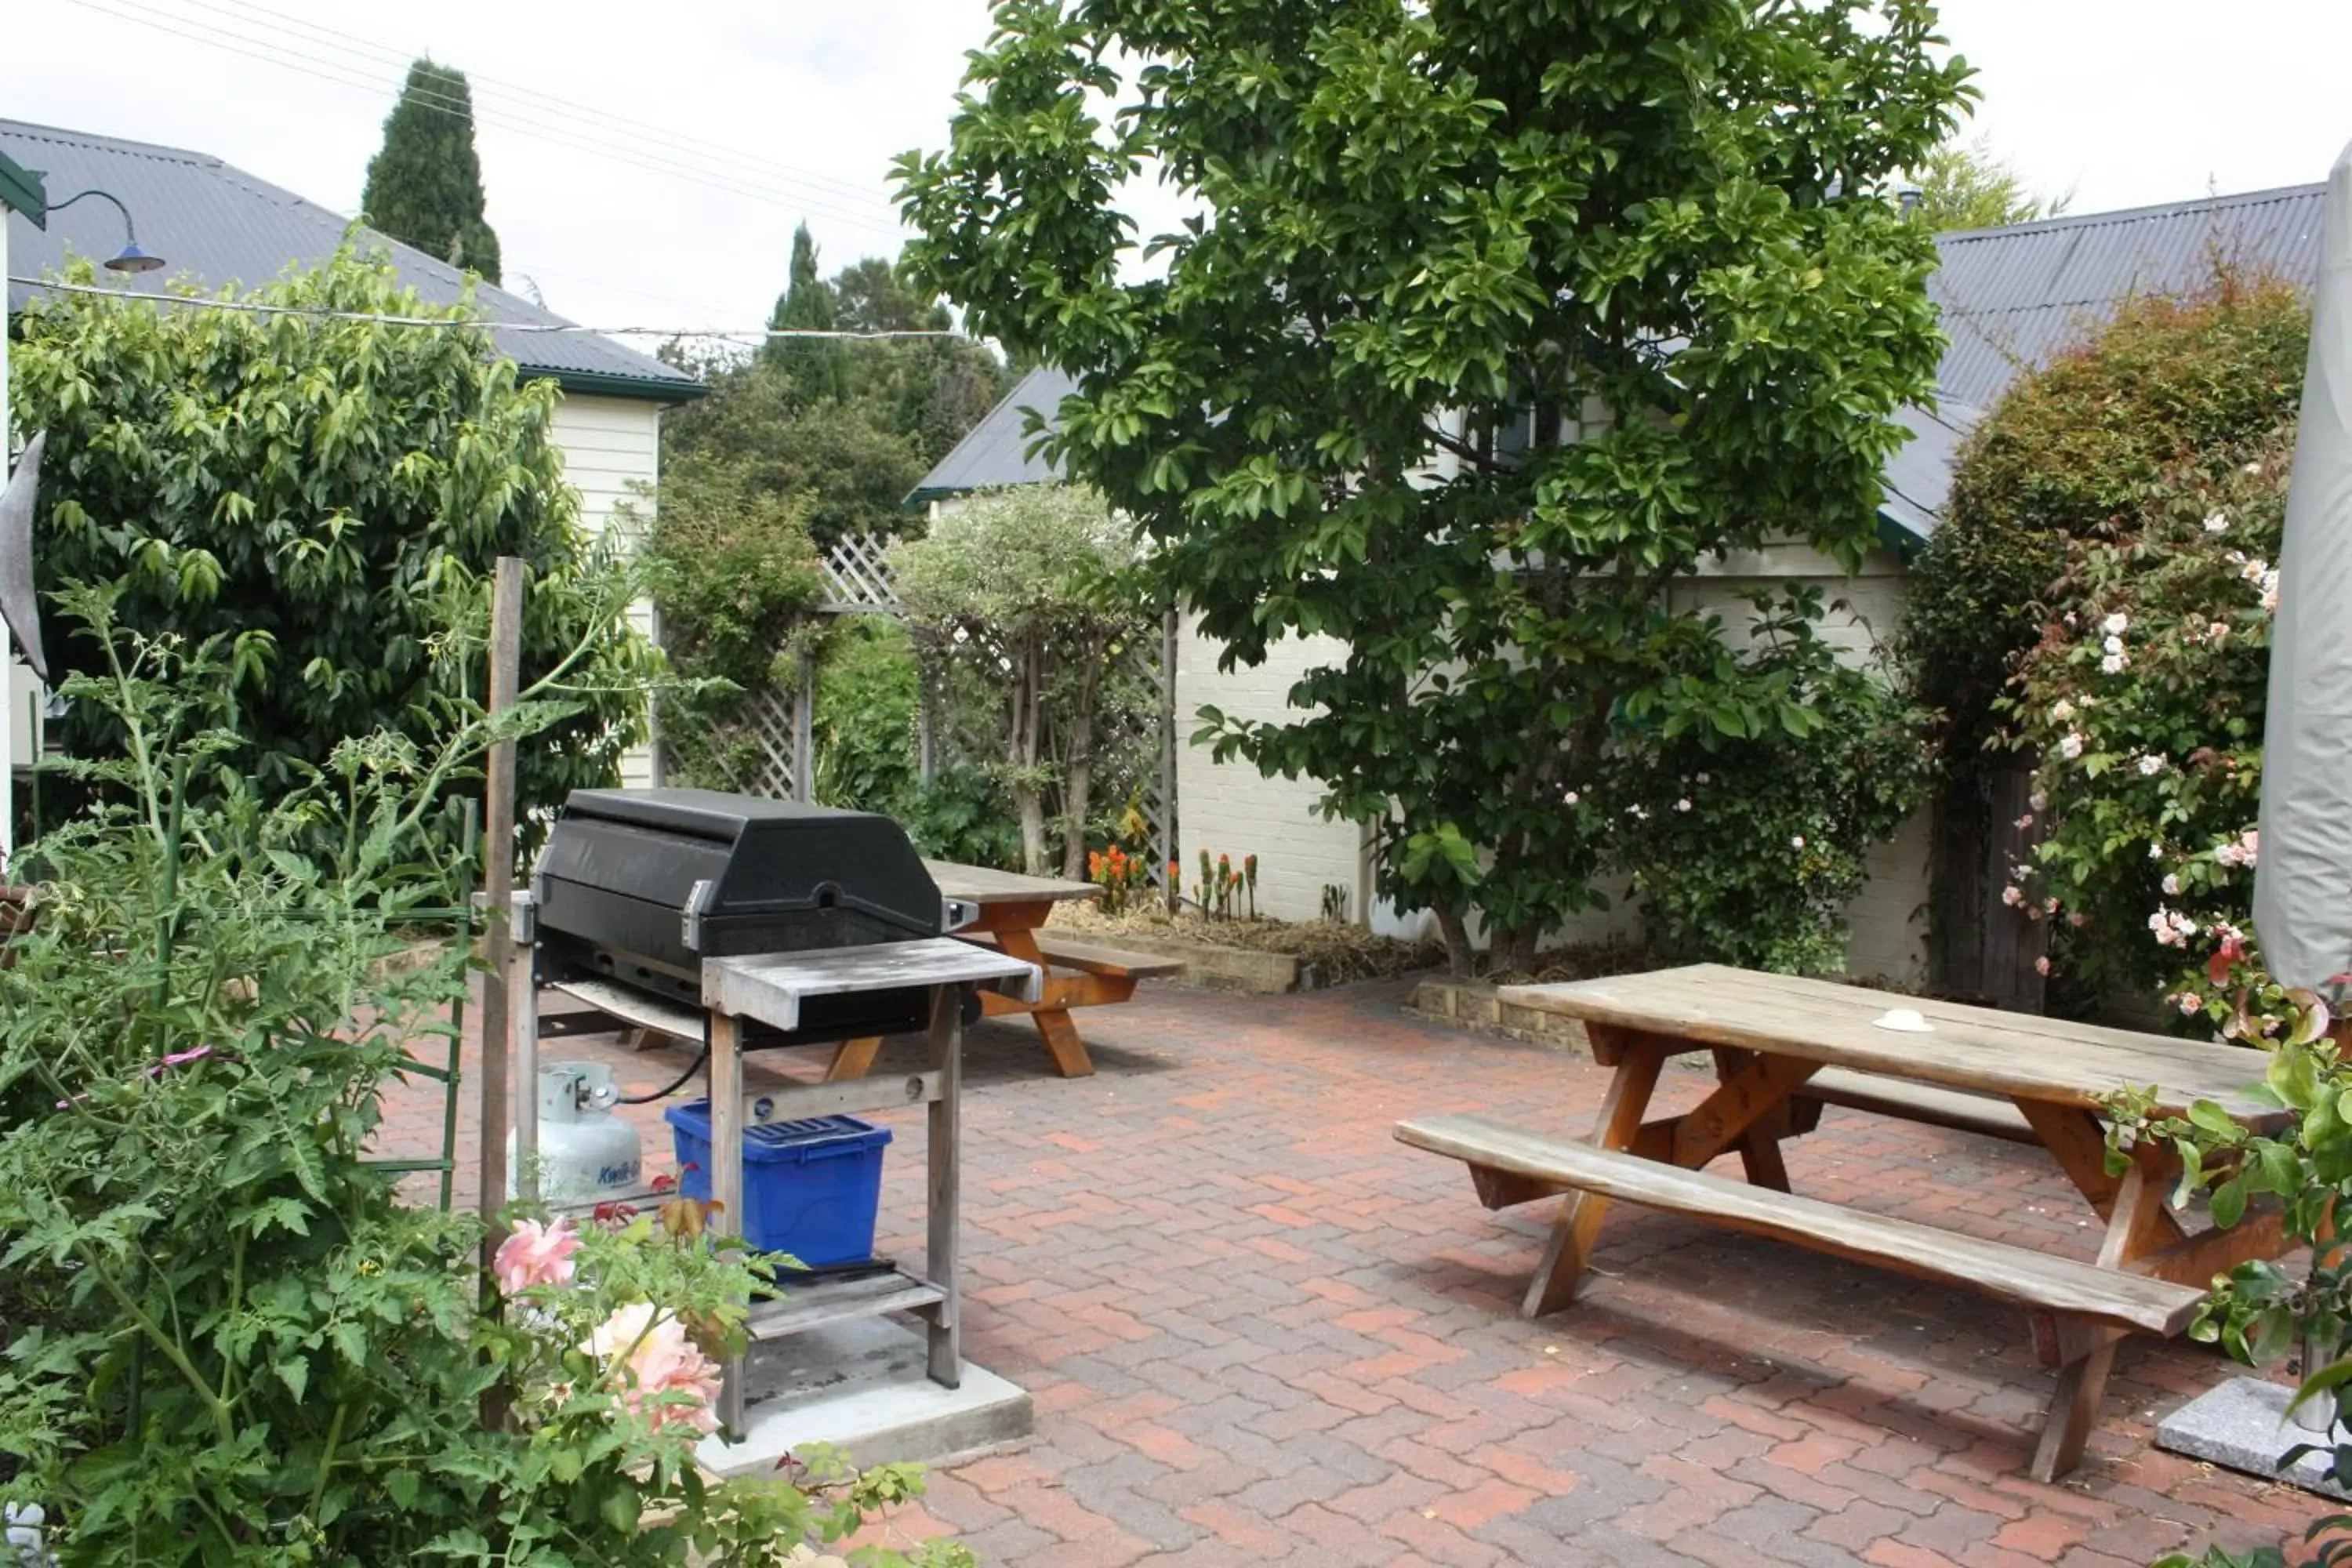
822;861;1182;1081
1396;964;2290;1481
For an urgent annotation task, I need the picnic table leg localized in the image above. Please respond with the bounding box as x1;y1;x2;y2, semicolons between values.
1710;1047;1794;1192
1523;1034;1668;1318
994;927;1093;1077
2030;1142;2175;1483
2014;1100;2190;1367
824;1036;884;1081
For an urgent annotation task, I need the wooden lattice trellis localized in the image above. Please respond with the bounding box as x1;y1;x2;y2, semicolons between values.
659;532;1177;891
818;532;898;614
691;685;809;802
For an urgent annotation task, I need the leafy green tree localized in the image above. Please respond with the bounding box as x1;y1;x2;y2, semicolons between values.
1906;136;2068;232
890;486;1153;877
361;57;503;281
766;223;848;404
659;345;926;549
896;0;1971;972
10;248;649;851
661;243;1008;550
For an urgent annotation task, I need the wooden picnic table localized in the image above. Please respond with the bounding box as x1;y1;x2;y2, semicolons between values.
1396;964;2291;1481
823;860;1180;1080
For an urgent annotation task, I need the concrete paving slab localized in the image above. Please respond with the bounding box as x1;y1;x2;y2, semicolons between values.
696;1316;1031;1479
2158;1376;2352;1501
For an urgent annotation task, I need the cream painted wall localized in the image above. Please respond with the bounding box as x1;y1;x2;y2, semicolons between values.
1172;615;1371;924
1174;537;1935;979
548;393;662;789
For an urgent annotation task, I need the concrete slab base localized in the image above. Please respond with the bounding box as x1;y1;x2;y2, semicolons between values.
2157;1376;2352;1501
695;1316;1032;1479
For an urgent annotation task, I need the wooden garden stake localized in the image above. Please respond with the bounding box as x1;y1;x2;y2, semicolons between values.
477;557;524;1254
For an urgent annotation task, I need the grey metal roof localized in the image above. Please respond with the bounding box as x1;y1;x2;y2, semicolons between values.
1889;180;2328;543
2;118;702;404
907;365;1078;503
911;184;2331;539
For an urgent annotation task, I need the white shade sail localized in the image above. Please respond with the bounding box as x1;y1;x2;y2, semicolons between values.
2256;139;2352;993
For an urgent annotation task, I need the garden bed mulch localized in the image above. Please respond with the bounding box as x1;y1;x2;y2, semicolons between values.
1045;901;1443;992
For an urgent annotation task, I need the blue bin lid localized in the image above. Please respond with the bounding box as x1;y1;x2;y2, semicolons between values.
665;1101;891;1161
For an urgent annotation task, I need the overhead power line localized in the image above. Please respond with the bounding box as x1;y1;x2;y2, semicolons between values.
194;0;885;207
8;274;978;345
59;0;911;244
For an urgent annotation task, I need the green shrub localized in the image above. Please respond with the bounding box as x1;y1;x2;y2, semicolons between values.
2005;433;2287;1025
1606;589;1933;974
10;247;652;847
811;621;1023;869
811;619;924;813
1904;273;2307;778
637;463;826;794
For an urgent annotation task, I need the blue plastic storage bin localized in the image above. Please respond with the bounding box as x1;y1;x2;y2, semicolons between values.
663;1102;891;1266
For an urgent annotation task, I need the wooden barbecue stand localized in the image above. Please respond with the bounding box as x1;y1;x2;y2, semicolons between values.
524;927;1039;1436
1397;965;2291;1482
697;938;1038;1432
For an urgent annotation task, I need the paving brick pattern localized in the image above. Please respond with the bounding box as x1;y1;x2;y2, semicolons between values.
376;979;2332;1566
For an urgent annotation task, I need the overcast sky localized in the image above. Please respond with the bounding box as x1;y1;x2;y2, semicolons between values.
8;0;2350;337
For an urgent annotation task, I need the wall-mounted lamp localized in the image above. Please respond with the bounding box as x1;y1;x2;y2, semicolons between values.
47;187;165;273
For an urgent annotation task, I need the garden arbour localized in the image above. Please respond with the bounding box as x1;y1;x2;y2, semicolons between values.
648;498;1178;888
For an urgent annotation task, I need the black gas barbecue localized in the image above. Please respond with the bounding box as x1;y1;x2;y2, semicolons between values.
532;788;978;1046
514;787;1040;1427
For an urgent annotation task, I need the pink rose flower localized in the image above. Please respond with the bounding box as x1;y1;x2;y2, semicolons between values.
494;1218;583;1296
584;1302;723;1435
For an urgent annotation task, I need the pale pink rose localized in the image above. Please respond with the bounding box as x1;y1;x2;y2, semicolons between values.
2034;956;2050;976
495;1218;583;1296
583;1302;723;1435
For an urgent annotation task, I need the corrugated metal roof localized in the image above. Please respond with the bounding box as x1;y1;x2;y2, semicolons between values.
906;365;1077;502
2;118;702;404
1890;181;2328;540
909;183;2332;536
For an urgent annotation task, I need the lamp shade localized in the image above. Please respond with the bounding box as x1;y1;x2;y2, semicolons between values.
103;242;165;274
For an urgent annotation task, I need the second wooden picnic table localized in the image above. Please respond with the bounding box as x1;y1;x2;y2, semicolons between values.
1396;964;2292;1480
823;860;1181;1080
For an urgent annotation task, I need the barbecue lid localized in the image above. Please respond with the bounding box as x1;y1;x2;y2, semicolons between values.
538;788;945;948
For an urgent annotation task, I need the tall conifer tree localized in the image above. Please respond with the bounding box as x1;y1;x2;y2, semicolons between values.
764;223;846;402
361;58;503;282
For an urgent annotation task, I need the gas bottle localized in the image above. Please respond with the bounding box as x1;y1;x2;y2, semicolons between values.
510;1062;643;1202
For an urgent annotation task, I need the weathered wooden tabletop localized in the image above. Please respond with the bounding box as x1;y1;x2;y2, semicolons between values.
924;860;1102;907
704;938;1041;1031
1497;964;2285;1131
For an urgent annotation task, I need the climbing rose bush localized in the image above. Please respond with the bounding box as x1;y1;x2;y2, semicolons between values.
2003;434;2289;1035
1602;589;1933;975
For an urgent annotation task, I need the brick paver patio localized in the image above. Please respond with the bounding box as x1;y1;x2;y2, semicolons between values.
378;978;2329;1566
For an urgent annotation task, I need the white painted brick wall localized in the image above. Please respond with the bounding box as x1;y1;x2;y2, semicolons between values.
1174;615;1370;923
1174;541;1932;974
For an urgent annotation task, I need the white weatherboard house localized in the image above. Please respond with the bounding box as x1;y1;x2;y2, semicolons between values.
0;118;703;804
910;182;2329;979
